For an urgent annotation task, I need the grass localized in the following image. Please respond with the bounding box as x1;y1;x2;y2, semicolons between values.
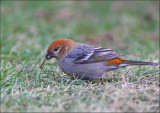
1;1;159;112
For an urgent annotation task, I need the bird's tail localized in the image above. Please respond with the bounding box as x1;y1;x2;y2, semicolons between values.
106;58;158;67
106;58;158;71
124;60;158;66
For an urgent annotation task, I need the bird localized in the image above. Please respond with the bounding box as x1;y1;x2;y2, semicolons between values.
40;38;158;80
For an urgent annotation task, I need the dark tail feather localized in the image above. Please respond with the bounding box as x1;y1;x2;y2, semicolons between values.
125;60;158;66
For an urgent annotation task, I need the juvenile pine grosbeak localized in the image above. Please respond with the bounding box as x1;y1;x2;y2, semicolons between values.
40;39;158;80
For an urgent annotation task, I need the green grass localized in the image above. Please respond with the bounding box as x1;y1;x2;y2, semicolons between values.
1;1;159;112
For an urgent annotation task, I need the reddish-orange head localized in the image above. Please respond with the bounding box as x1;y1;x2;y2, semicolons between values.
46;39;78;59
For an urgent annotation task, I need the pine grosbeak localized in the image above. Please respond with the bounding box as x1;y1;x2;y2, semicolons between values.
40;39;158;80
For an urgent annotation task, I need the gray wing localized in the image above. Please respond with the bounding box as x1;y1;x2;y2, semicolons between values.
66;43;128;64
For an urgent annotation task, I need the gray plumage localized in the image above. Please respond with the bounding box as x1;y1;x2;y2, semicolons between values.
58;43;129;80
66;43;128;64
45;39;158;80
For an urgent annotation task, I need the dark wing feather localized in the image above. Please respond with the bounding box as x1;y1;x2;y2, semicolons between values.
67;44;128;64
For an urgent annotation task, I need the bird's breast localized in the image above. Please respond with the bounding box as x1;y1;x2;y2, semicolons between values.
58;58;107;80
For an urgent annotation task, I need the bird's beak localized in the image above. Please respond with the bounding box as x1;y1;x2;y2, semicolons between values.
46;51;54;59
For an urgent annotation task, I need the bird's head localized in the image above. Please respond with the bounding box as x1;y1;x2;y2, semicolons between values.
46;39;78;60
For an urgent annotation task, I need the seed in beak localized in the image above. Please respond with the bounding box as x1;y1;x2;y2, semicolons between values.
46;51;53;59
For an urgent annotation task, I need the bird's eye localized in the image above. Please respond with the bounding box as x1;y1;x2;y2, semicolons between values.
54;47;59;51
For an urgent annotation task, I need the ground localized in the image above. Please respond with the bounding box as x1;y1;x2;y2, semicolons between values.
1;1;159;112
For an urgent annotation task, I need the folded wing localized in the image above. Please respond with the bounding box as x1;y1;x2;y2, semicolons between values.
67;44;128;64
